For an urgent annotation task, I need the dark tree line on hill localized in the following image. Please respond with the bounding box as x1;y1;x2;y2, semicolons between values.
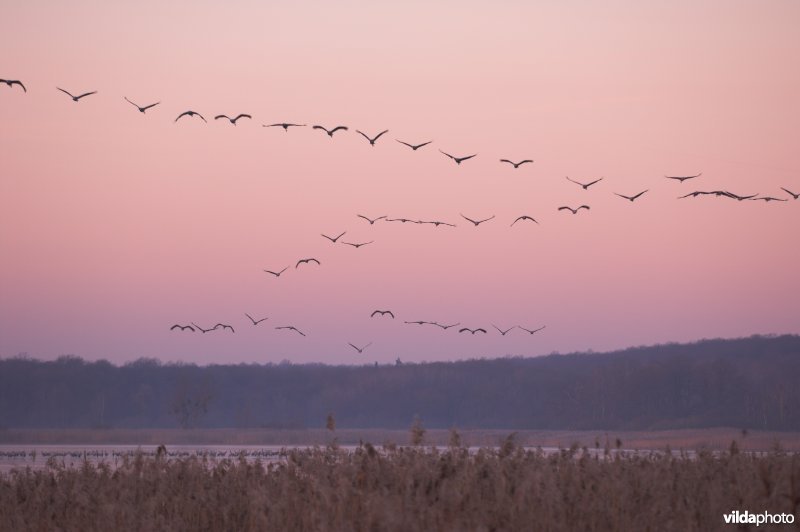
0;335;798;431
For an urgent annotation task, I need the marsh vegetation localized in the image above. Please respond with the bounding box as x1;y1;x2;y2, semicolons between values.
2;439;798;531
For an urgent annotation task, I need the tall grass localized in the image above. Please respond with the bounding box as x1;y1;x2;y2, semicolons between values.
1;441;798;531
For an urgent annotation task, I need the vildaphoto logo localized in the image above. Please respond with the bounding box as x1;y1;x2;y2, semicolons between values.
723;510;795;526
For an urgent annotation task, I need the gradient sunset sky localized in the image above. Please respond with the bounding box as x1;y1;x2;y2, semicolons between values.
1;1;798;365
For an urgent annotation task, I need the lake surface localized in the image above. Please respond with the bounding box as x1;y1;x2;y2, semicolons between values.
0;444;305;473
0;444;696;474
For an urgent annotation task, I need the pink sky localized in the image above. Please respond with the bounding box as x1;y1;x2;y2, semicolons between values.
1;1;798;365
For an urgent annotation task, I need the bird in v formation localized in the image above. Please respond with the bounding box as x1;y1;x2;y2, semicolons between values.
500;159;533;168
566;176;603;189
511;215;538;226
215;113;251;125
460;214;495;226
782;188;799;200
357;214;387;225
276;325;306;336
245;313;268;326
342;240;373;248
493;325;516;336
615;190;649;202
313;124;347;137
57;87;97;101
440;150;477;165
459;327;487;335
264;266;288;277
348;342;372;354
264;122;306;131
175;110;206;122
321;231;346;243
356;129;388;146
1;79;26;92
396;139;432;151
519;325;546;335
665;173;702;183
558;205;590;214
124;97;159;113
296;258;321;268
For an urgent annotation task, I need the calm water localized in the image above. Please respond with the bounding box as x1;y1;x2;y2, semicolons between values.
0;444;301;473
0;444;679;474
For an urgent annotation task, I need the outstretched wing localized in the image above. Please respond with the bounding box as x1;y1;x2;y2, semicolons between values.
142;102;160;110
56;87;75;98
76;91;97;99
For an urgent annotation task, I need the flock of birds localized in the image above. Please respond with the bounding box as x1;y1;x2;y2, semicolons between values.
4;79;798;359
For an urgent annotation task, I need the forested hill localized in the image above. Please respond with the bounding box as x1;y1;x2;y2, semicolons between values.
1;335;798;431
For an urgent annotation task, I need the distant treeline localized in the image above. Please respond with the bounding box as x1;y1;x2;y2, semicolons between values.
1;335;798;431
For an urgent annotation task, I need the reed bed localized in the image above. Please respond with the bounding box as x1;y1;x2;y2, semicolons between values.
1;441;798;531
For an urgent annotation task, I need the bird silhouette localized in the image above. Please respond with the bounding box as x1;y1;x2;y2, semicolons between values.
245;313;268;326
781;187;799;200
665;173;702;182
558;205;590;214
124;97;159;113
440;150;477;165
191;322;217;333
723;192;758;201
371;310;395;319
175;110;206;122
264;267;288;277
750;196;788;202
357;214;387;225
321;231;346;243
500;159;533;168
511;215;538;226
356;129;388;146
296;258;321;268
419;220;457;227
264;122;306;131
313;125;347;137
614;190;649;202
348;342;372;354
432;322;460;330
1;79;26;92
170;324;195;332
405;320;434;326
566;176;603;189
342;240;374;248
492;325;516;336
214;323;235;333
460;213;495;226
678;191;715;199
518;325;546;335
57;87;97;102
215;113;251;125
386;217;418;224
459;327;487;335
276;325;306;336
396;139;432;151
